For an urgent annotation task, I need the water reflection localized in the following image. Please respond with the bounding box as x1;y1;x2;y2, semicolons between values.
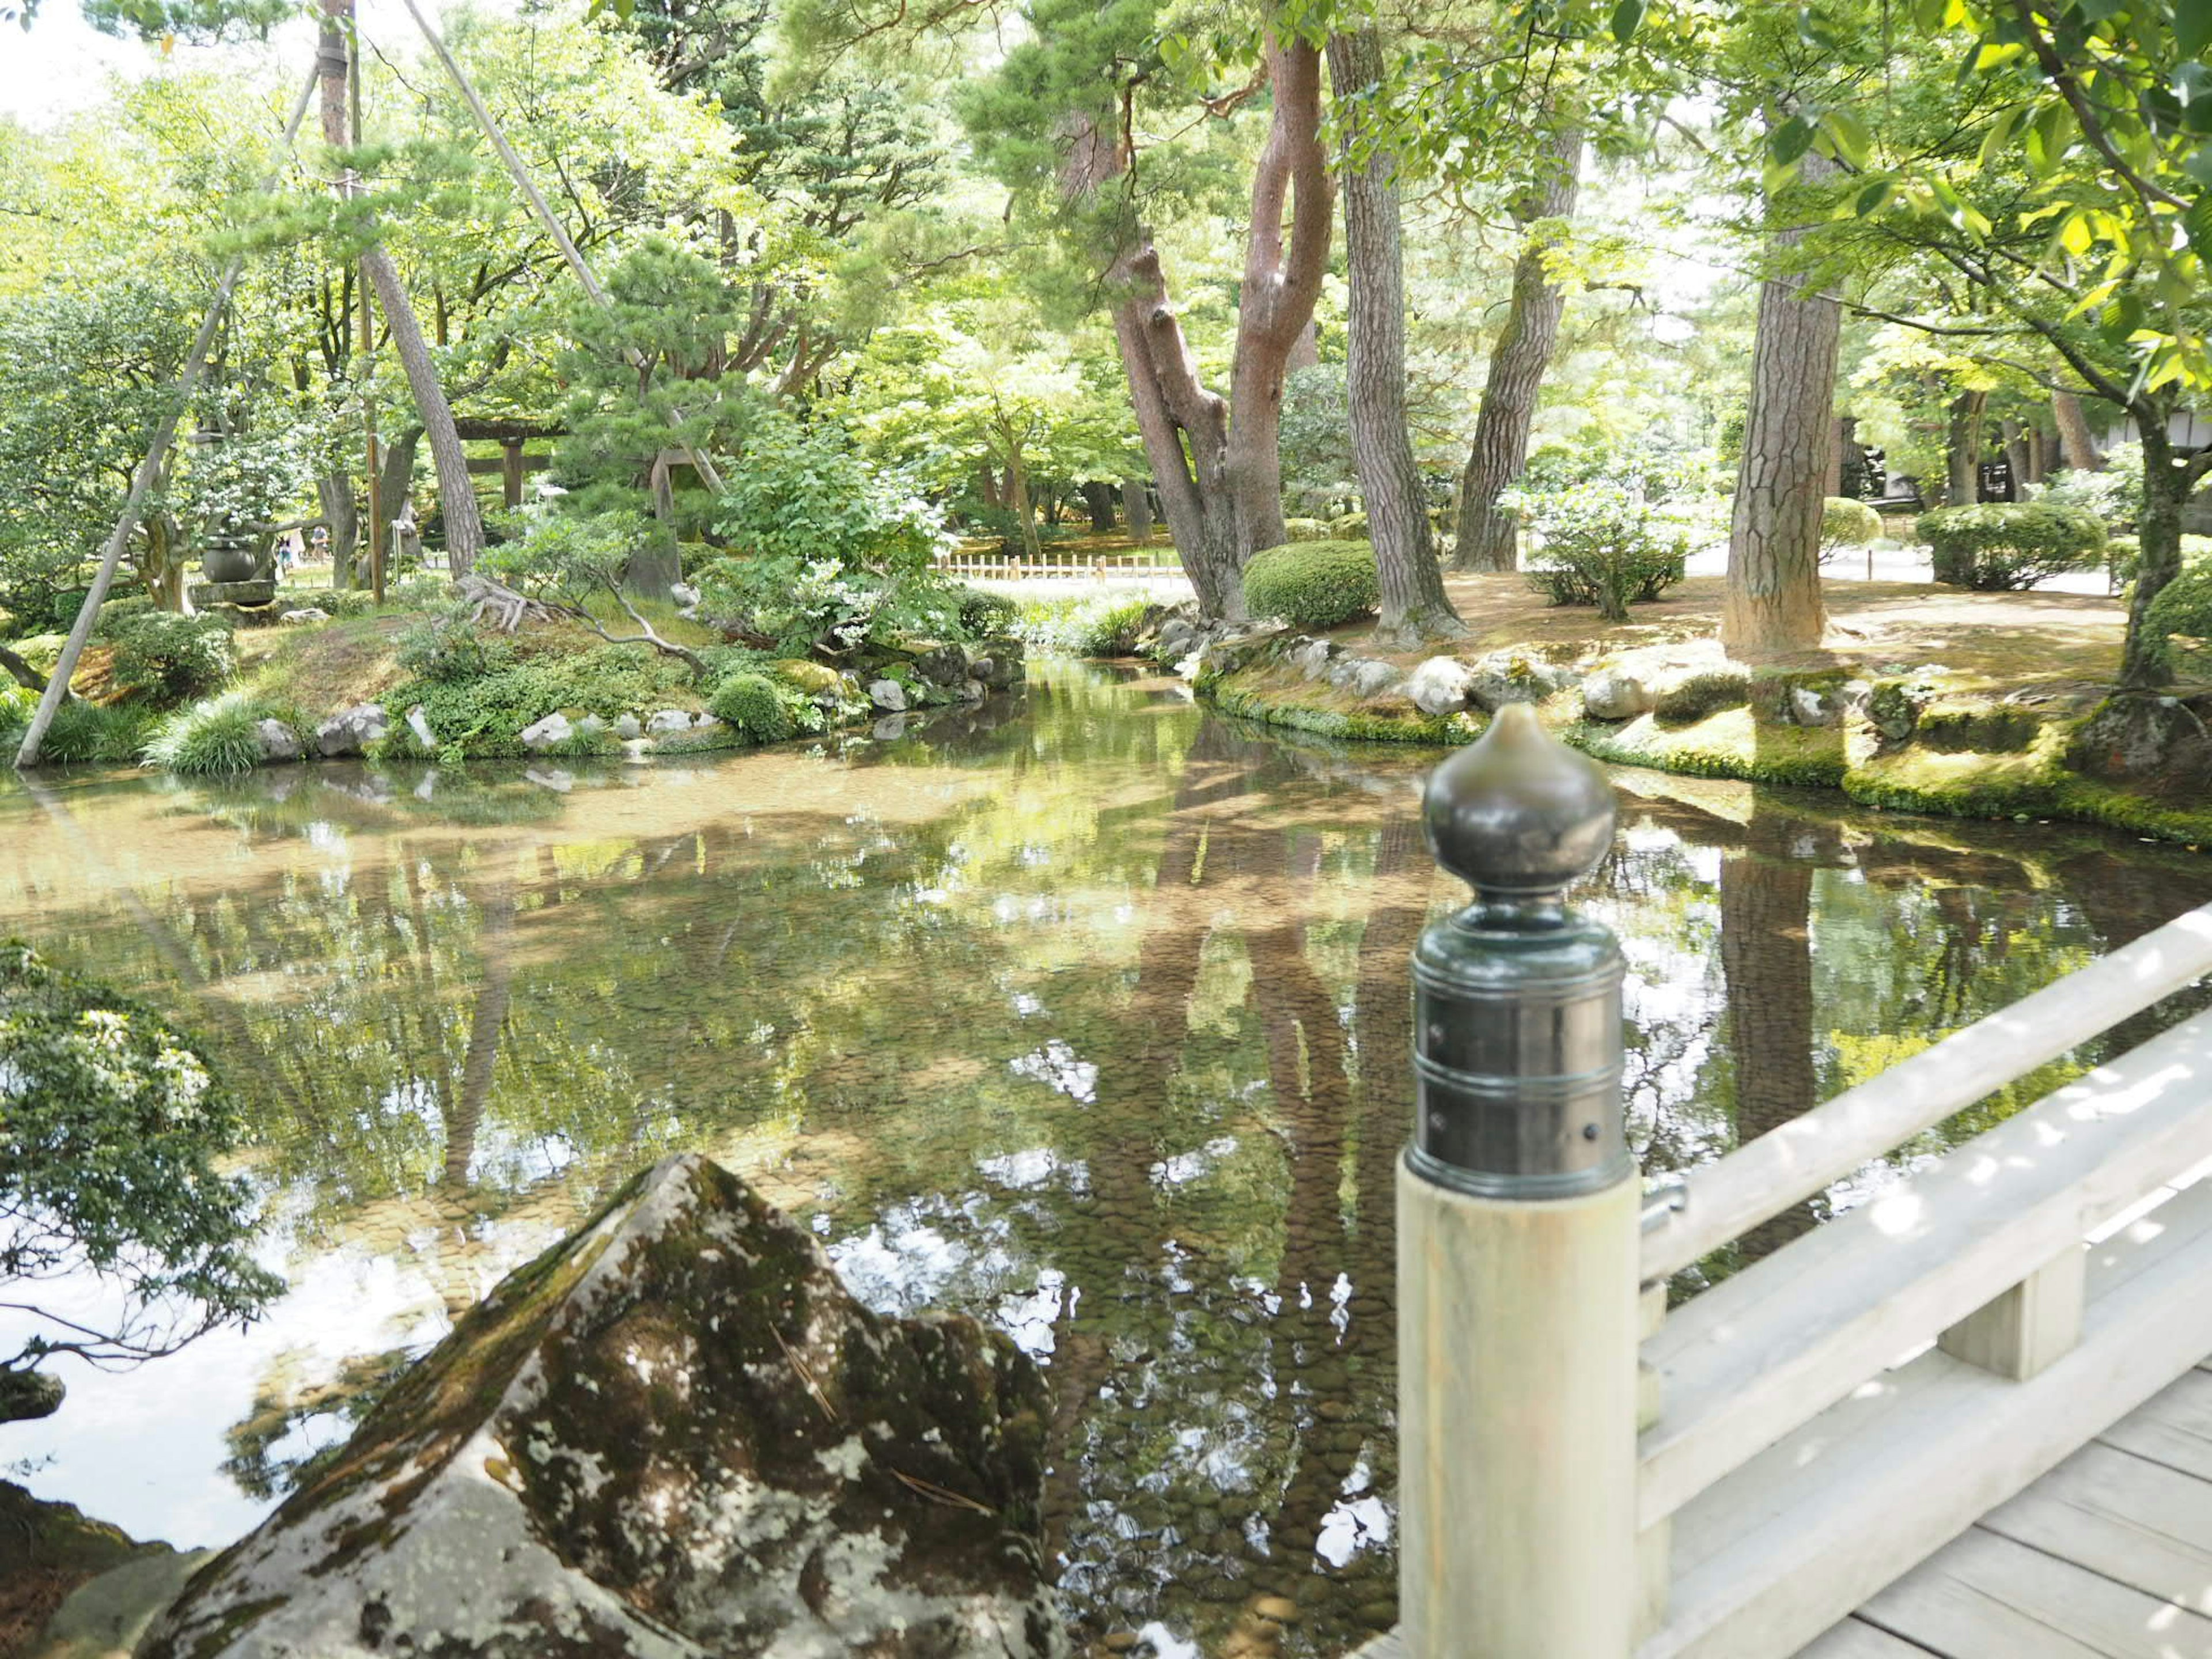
2;664;2208;1656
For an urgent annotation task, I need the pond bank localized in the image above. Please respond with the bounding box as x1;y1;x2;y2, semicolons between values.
1136;571;2212;847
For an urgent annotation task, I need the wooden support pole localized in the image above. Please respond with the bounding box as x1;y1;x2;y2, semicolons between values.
1938;1245;2086;1381
502;439;525;509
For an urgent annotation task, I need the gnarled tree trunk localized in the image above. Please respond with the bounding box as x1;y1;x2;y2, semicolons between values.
1328;28;1459;642
1943;390;1984;508
1722;151;1839;660
1069;37;1332;618
1455;124;1581;571
1121;478;1153;543
1080;480;1118;533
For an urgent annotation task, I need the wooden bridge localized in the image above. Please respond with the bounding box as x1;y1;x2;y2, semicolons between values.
1368;705;2212;1658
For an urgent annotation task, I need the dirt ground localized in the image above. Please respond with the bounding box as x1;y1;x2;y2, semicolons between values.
1373;573;2137;694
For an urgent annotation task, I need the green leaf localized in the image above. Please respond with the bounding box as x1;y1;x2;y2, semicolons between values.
2186;142;2212;185
1824;109;1872;169
1771;115;1816;165
1609;0;1645;43
1852;177;1894;215
2187;194;2212;257
2180;0;2212;58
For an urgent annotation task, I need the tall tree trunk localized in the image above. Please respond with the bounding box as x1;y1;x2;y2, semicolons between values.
1066;39;1332;618
2002;418;2029;501
1825;415;1850;498
1080;480;1118;533
1454;124;1581;571
321;0;482;577
376;426;422;543
2027;422;2049;484
1944;390;1984;507
1286;317;1320;372
1722;151;1839;661
142;512;187;612
2053;389;2104;471
316;470;359;587
1121;478;1153;543
2123;419;2188;689
1006;448;1041;559
976;465;1002;510
1328;28;1460;642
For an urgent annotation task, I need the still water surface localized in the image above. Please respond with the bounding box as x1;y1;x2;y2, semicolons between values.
4;662;2210;1656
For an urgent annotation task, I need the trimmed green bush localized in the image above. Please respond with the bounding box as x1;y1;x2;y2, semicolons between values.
951;584;1017;637
1819;497;1882;562
1513;483;1689;621
1282;517;1332;542
2144;563;2212;676
1241;540;1380;630
707;672;796;742
1921;501;2106;590
105;611;238;703
1327;510;1369;539
142;691;292;775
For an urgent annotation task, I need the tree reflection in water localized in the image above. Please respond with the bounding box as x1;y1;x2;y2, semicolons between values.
2;663;2209;1656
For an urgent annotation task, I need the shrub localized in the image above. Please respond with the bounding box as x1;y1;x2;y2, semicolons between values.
2034;446;2142;530
1921;501;2107;590
11;698;152;765
707;672;796;742
1012;593;1157;655
2144;564;2212;677
1241;540;1380;630
1283;517;1332;542
1819;498;1882;563
105;611;237;703
1327;510;1369;539
951;584;1017;637
1512;483;1689;621
2107;532;2212;590
142;691;292;776
397;605;514;683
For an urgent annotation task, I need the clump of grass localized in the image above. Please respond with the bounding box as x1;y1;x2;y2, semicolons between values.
1011;593;1156;656
3;696;153;766
142;691;295;776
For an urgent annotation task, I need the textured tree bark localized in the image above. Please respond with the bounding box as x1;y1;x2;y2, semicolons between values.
1824;416;1845;498
1080;480;1118;532
316;471;359;587
2053;389;2104;471
375;426;421;540
1067;37;1332;617
2123;420;2188;689
1328;28;1460;643
2002;418;2029;501
1120;478;1153;543
2027;422;2049;483
1943;390;1984;507
1722;152;1839;660
1455;124;1581;571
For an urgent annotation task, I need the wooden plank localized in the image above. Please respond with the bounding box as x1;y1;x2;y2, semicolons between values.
1858;1527;2212;1657
1638;1176;2212;1659
1643;901;2212;1281
1794;1618;1939;1657
1978;1442;2212;1613
2101;1369;2212;1481
1643;1009;2212;1528
1938;1244;2086;1380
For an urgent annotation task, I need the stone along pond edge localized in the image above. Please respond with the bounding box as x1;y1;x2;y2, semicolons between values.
1129;611;2212;849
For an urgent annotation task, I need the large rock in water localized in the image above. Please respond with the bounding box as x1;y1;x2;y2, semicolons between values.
141;1154;1065;1659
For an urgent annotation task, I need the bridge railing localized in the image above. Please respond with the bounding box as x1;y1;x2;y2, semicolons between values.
1387;705;2212;1659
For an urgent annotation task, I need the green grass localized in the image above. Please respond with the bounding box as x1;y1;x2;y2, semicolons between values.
142;692;301;777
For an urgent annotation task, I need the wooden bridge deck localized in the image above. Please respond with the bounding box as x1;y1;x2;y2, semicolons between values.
1357;1355;2212;1658
1805;1355;2212;1658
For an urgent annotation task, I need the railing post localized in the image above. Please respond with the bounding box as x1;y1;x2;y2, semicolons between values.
1399;703;1641;1657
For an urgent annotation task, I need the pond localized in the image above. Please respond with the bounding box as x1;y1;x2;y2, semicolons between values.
4;661;2209;1658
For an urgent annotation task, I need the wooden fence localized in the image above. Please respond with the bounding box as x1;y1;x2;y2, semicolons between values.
933;548;1184;582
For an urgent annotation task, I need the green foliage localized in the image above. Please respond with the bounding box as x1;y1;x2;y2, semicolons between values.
391;643;698;757
706;671;797;741
1820;497;1883;557
2035;451;2145;531
1240;541;1381;631
140;690;290;776
1513;483;1690;622
397;605;515;684
0;939;281;1386
951;584;1017;637
2143;563;2212;676
1012;593;1156;656
1282;518;1332;542
0;696;151;766
1921;502;2108;591
696;414;958;657
104;610;237;703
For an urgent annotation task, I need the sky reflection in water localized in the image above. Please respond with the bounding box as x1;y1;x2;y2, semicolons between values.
2;661;2208;1656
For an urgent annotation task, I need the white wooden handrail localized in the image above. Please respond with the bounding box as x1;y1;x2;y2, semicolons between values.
1639;1005;2212;1527
1642;900;2212;1282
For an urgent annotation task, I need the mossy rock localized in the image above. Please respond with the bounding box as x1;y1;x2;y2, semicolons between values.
772;659;842;696
1914;701;2043;755
1652;669;1751;726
